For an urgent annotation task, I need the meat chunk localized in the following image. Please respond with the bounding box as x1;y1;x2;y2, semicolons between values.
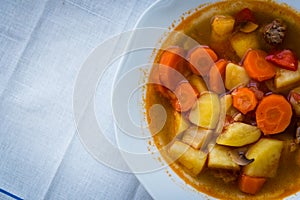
263;19;287;45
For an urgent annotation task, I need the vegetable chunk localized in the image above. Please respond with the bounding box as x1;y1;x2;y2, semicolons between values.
189;92;220;129
172;82;198;112
182;126;212;149
169;141;207;175
235;8;256;24
188;46;218;76
256;94;292;135
158;47;188;90
244;138;283;178
230;32;260;58
225;63;250;90
217;122;261;147
274;61;300;90
232;87;258;114
173;111;190;137
208;144;240;170
221;94;233;113
209;59;228;94
239;174;266;195
188;74;208;94
211;15;235;40
289;86;300;116
266;49;298;71
243;49;276;82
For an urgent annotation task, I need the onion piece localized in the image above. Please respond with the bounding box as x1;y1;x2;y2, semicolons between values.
240;21;259;33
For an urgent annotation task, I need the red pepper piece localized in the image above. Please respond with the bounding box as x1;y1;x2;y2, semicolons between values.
265;49;298;71
235;8;256;24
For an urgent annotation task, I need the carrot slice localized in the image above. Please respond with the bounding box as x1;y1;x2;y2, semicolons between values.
232;87;258;114
171;82;198;112
239;174;266;195
209;59;228;94
256;94;292;135
148;64;170;98
158;47;189;91
188;46;218;76
243;49;276;82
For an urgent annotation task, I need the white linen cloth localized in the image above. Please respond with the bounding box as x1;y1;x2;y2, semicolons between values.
0;0;154;199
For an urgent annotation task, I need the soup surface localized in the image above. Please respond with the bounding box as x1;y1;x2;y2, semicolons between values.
146;0;300;199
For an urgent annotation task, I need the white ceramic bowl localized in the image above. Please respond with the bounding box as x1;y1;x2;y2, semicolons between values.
113;1;300;199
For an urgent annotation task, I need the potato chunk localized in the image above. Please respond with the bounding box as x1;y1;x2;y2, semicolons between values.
220;94;233;113
169;141;207;175
182;126;213;149
188;74;208;94
244;138;283;178
225;63;250;90
230;32;260;58
173;111;190;137
217;122;261;147
211;15;235;41
189;92;220;129
274;62;300;90
208;144;240;170
289;86;300;116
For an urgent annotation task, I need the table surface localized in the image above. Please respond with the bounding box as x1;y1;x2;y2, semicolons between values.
0;0;155;199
